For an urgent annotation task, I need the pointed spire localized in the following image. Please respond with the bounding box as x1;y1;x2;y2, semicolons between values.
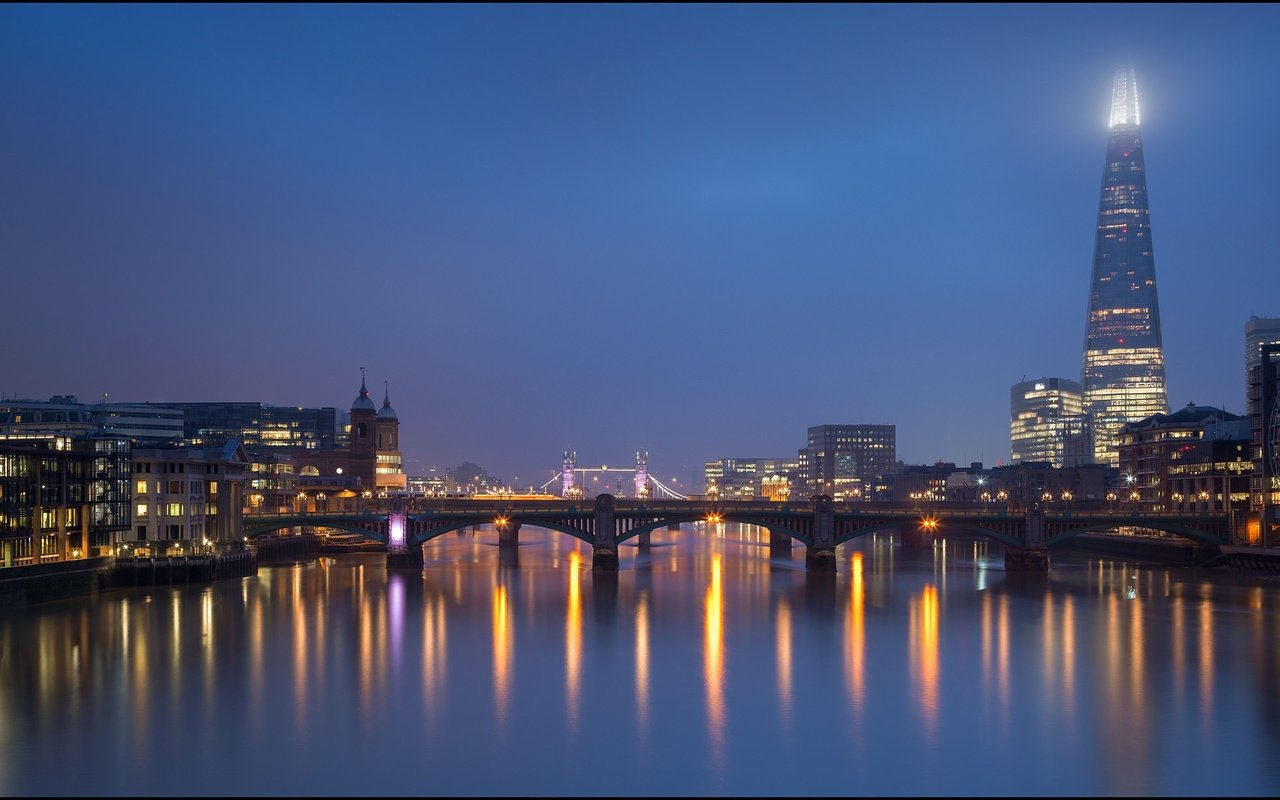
376;378;398;420
352;367;376;412
1109;65;1140;128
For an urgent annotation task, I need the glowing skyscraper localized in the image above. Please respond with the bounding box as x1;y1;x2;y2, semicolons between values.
1081;66;1168;465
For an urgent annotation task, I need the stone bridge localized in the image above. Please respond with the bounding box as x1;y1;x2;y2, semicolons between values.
243;494;1231;572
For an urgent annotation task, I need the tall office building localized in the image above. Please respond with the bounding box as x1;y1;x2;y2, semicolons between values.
801;424;896;499
1010;378;1086;467
1081;66;1169;465
1245;316;1280;395
1245;318;1280;527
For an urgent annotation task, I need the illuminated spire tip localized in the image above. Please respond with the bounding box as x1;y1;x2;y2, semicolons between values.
1108;66;1140;128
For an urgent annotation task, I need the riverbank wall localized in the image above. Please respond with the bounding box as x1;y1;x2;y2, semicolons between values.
253;533;319;564
1;550;258;608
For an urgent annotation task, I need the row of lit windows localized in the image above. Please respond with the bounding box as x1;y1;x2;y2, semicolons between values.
134;502;198;517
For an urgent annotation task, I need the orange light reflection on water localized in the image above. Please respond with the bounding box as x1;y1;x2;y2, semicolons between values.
704;553;725;767
567;550;582;732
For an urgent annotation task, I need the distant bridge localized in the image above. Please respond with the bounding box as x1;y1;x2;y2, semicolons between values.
243;495;1231;572
536;450;688;499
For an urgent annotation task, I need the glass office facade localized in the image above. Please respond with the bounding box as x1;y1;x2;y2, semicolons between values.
1082;67;1169;465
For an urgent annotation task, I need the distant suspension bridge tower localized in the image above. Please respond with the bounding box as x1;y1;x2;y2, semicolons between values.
547;449;684;499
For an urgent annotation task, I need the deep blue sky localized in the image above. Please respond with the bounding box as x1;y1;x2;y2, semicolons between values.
3;5;1279;488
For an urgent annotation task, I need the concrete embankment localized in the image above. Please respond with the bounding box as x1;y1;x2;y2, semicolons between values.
1199;545;1280;573
1;550;258;608
109;551;257;588
0;556;115;607
252;533;319;564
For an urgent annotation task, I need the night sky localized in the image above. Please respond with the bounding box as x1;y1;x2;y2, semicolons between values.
3;5;1279;489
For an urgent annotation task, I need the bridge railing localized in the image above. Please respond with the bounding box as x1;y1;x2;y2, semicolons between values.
245;501;1229;523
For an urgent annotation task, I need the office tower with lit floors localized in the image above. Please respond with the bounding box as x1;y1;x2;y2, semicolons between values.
1010;378;1086;467
1081;66;1169;465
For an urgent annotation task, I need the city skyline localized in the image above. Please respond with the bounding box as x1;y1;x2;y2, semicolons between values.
4;5;1279;483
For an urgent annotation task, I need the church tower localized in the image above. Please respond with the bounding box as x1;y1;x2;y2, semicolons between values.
349;368;378;488
376;382;406;490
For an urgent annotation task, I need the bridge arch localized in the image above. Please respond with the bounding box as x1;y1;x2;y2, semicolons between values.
833;519;1024;548
1047;521;1225;548
244;519;387;542
410;517;595;546
615;514;702;544
614;514;810;545
726;515;811;546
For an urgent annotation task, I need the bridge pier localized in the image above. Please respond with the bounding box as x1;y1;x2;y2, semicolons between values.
769;528;792;558
592;494;619;571
1004;546;1049;571
499;521;520;549
636;531;651;550
386;544;423;570
805;546;836;571
592;547;619;570
806;495;836;572
1006;503;1049;571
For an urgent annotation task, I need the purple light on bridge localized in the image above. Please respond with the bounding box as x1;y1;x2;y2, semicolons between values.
389;512;406;551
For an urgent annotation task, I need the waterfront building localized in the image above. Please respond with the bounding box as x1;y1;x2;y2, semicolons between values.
985;461;1109;506
942;464;992;503
0;397;97;438
703;458;798;500
1244;316;1280;397
1010;378;1086;467
1245;322;1280;539
90;403;184;443
800;424;896;499
127;441;249;552
1116;403;1247;513
1081;66;1169;465
0;397;183;445
0;434;131;566
891;462;953;503
244;450;297;514
406;473;447;497
153;401;349;451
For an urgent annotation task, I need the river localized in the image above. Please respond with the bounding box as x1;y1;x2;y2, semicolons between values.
2;525;1279;795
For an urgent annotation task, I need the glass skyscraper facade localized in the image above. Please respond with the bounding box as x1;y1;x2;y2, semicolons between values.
1010;377;1086;467
1081;67;1168;466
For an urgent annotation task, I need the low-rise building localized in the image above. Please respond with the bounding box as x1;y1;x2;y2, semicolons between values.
703;458;799;500
1117;403;1247;513
128;441;249;553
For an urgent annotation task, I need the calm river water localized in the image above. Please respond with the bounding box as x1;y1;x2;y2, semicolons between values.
3;525;1280;796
